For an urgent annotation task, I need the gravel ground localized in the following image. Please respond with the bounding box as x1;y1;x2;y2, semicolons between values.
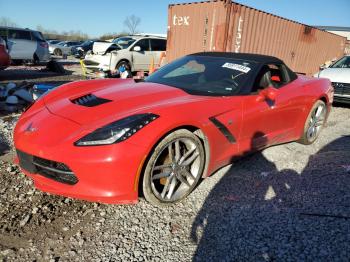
0;102;350;261
0;58;84;117
0;58;83;86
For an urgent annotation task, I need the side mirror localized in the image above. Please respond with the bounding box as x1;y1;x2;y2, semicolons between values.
133;46;141;52
256;87;278;102
266;86;277;101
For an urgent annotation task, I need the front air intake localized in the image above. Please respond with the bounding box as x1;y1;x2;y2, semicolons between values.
71;94;111;107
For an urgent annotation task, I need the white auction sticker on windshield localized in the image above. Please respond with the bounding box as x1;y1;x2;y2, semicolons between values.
222;63;251;73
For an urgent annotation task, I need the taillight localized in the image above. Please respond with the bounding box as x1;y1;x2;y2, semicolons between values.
40;42;48;48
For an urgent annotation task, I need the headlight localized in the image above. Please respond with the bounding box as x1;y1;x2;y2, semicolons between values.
75;113;159;146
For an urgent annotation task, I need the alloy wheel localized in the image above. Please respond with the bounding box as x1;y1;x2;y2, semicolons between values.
306;103;326;142
150;138;202;202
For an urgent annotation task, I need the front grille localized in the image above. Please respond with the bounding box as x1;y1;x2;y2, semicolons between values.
332;82;350;96
16;150;78;185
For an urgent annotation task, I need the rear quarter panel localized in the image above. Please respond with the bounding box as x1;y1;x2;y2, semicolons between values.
294;75;333;135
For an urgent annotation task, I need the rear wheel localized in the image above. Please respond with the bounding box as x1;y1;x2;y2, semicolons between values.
142;129;205;206
299;100;327;145
33;53;39;65
54;48;62;56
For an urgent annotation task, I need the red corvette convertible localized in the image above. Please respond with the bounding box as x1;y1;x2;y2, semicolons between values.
14;53;333;205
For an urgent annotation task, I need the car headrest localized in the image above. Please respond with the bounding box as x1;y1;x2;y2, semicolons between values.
259;67;273;88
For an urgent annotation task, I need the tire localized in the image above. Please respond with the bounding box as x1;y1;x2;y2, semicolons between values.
142;129;205;206
299;100;327;145
116;60;132;76
54;48;62;56
33;53;40;65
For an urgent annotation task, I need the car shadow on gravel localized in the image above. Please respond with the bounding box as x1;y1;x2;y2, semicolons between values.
0;134;10;156
0;69;75;82
191;135;350;261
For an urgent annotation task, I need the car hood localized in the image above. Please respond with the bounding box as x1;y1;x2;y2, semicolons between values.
92;42;119;55
317;68;350;83
43;79;208;126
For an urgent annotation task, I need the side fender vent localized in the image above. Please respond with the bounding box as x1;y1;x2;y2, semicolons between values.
209;117;236;144
71;94;111;107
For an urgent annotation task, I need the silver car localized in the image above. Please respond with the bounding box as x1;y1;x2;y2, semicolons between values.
49;41;83;56
314;55;350;104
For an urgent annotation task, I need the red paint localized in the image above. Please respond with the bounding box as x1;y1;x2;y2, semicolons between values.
14;74;332;204
0;42;10;69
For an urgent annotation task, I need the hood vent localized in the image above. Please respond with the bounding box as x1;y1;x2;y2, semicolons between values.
71;94;111;107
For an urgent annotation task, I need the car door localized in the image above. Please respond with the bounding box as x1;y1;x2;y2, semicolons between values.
239;63;303;152
7;29;36;60
131;39;153;71
150;38;167;66
240;94;275;152
261;64;305;144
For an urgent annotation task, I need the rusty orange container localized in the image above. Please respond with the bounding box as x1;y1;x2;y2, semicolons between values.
167;0;346;75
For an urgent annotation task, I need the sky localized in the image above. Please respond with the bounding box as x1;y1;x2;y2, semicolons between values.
0;0;349;38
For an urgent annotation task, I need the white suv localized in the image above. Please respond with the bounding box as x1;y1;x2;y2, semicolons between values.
0;27;50;64
84;35;166;73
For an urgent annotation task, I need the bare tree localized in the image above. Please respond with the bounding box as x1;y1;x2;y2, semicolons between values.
99;32;128;41
124;15;141;35
0;17;17;27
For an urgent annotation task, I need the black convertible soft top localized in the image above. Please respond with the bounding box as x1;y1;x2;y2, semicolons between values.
190;52;283;64
188;52;297;94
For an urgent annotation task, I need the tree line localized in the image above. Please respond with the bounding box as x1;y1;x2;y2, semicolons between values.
0;15;141;41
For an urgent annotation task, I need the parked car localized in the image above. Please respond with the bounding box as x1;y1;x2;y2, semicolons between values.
47;40;61;45
84;35;166;73
14;53;333;205
0;36;10;69
49;41;83;56
314;55;350;104
71;40;101;59
0;26;50;64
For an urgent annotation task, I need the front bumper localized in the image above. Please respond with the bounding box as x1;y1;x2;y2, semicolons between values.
332;82;350;104
14;108;149;204
84;54;111;72
333;94;350;104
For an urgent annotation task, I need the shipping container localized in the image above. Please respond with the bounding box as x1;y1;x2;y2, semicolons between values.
167;0;347;75
345;41;350;55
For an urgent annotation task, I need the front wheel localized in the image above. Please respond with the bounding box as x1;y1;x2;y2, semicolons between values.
299;100;327;145
142;129;205;206
116;61;132;76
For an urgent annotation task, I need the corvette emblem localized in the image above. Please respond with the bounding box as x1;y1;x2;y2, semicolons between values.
25;123;37;133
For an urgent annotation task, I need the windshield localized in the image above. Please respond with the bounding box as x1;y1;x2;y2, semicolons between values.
112;37;136;49
330;56;350;68
81;40;93;46
145;55;256;96
49;40;60;44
